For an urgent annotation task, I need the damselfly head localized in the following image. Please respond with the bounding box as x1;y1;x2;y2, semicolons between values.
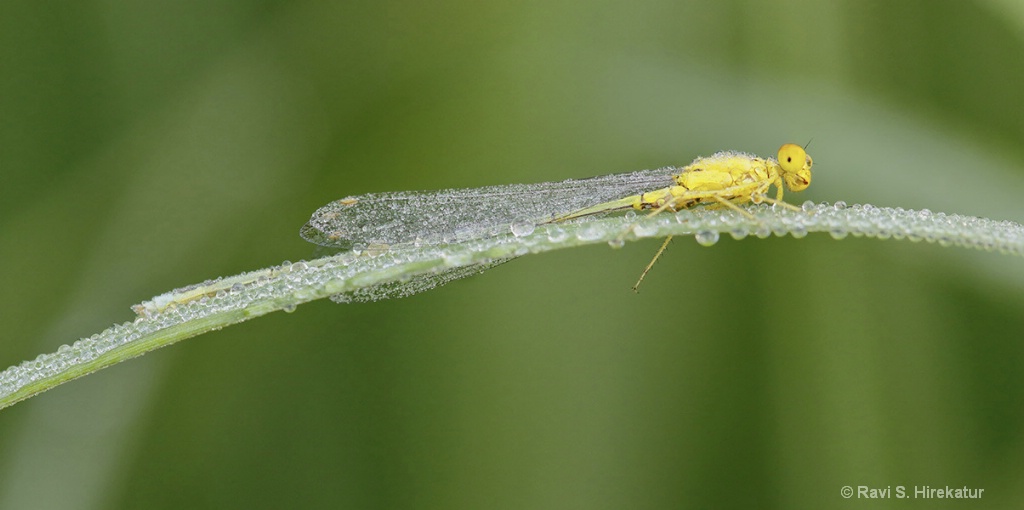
777;143;812;192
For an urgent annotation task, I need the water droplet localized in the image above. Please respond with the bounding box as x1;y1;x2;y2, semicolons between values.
282;304;297;313
607;238;625;249
694;230;719;246
510;219;536;237
674;209;695;223
546;226;568;243
729;228;749;240
833;201;847;210
801;200;815;212
577;224;603;241
829;227;848;240
633;223;658;237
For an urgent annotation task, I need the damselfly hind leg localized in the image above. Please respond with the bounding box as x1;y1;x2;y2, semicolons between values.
632;235;673;292
630;192;755;292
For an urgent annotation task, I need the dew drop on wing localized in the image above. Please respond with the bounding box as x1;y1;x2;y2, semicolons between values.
510;219;536;237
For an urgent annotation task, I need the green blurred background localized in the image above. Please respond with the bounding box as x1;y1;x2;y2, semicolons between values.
2;0;1023;508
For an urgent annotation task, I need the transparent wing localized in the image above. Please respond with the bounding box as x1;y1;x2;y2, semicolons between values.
300;167;678;248
329;257;515;303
